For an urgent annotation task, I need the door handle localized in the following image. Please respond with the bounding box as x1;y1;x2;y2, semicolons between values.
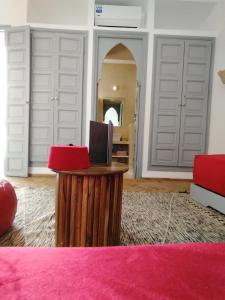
50;97;59;101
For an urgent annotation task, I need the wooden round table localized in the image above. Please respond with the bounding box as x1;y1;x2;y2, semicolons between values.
54;163;128;247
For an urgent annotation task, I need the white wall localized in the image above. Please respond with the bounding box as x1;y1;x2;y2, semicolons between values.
2;0;225;177
208;22;225;153
0;0;28;25
155;0;225;31
27;0;89;26
142;0;225;179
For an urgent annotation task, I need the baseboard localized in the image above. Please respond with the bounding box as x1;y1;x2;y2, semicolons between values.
142;170;193;179
29;167;55;175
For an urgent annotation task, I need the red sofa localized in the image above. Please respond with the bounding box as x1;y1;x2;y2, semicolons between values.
191;154;225;214
1;243;225;299
193;154;225;197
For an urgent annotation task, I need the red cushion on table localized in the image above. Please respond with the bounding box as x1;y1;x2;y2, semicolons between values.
48;145;90;171
0;243;225;299
193;154;225;196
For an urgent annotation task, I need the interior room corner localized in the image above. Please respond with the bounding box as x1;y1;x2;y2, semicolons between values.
0;1;225;299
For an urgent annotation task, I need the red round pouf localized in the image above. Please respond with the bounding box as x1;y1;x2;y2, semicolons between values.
0;180;17;236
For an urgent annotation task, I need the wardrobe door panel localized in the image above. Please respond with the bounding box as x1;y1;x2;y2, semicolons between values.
54;33;84;145
30;31;54;163
179;40;212;167
151;38;184;166
5;26;30;177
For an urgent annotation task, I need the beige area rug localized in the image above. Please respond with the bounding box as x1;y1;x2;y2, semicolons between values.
0;187;225;247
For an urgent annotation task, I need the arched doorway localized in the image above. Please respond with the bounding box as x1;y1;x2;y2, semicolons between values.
93;31;148;178
97;44;137;177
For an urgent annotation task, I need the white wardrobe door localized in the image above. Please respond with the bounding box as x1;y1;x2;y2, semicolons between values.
54;32;84;146
151;38;184;166
178;40;212;167
5;26;30;177
30;31;84;166
30;31;55;163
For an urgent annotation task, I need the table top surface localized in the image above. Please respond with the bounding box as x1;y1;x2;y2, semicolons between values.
54;162;129;176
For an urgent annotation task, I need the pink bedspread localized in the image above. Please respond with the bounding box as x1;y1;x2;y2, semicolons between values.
1;243;225;299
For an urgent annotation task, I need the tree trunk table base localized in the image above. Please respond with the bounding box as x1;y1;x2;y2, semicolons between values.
55;164;128;247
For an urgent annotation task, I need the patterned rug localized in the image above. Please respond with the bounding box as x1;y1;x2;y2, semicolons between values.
0;187;225;247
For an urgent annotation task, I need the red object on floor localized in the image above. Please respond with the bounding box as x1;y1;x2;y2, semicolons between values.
48;145;90;171
193;154;225;197
0;180;17;236
0;243;225;299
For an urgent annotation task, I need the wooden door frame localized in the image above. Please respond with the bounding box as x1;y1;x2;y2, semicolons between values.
92;30;148;178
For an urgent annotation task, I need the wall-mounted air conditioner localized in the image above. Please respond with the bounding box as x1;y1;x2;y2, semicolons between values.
95;4;143;28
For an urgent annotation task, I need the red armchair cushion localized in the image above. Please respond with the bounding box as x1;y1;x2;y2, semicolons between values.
193;154;225;196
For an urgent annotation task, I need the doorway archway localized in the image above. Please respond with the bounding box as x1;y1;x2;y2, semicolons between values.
97;43;137;177
93;31;148;178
